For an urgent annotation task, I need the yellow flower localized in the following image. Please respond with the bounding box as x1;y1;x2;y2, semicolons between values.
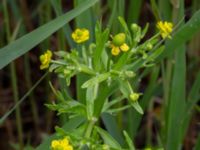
157;21;173;39
71;28;89;43
130;93;140;102
110;33;129;56
51;137;73;150
40;50;52;70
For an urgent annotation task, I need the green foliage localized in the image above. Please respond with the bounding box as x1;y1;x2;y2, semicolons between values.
42;16;172;149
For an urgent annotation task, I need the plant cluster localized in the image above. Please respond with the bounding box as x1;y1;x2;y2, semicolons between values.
40;17;173;150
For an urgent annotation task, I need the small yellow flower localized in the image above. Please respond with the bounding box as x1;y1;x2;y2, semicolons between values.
40;50;52;70
51;137;73;150
130;93;140;102
71;28;89;43
110;33;129;56
157;21;173;39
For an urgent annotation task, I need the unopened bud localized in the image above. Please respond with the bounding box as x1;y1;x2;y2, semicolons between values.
112;33;126;46
131;23;139;32
130;93;140;102
146;43;153;50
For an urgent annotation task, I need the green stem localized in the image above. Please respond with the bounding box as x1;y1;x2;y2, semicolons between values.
126;80;134;94
3;0;24;149
10;63;24;150
85;118;97;138
24;55;39;131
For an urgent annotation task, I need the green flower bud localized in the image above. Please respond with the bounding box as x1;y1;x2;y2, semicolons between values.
112;33;126;46
131;23;139;32
146;43;153;50
130;93;140;102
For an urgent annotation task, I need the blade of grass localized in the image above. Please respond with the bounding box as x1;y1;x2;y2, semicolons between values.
0;0;99;69
180;71;200;142
166;1;186;149
127;0;143;24
158;0;172;20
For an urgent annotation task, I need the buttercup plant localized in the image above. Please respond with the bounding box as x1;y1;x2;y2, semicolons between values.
39;18;173;149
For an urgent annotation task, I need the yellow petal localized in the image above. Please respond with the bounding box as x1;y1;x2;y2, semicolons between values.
120;43;129;52
111;46;120;56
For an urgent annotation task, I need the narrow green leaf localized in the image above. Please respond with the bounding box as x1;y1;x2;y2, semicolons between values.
93;23;110;71
130;101;143;115
86;84;98;119
101;113;125;146
123;131;135;150
95;126;122;149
